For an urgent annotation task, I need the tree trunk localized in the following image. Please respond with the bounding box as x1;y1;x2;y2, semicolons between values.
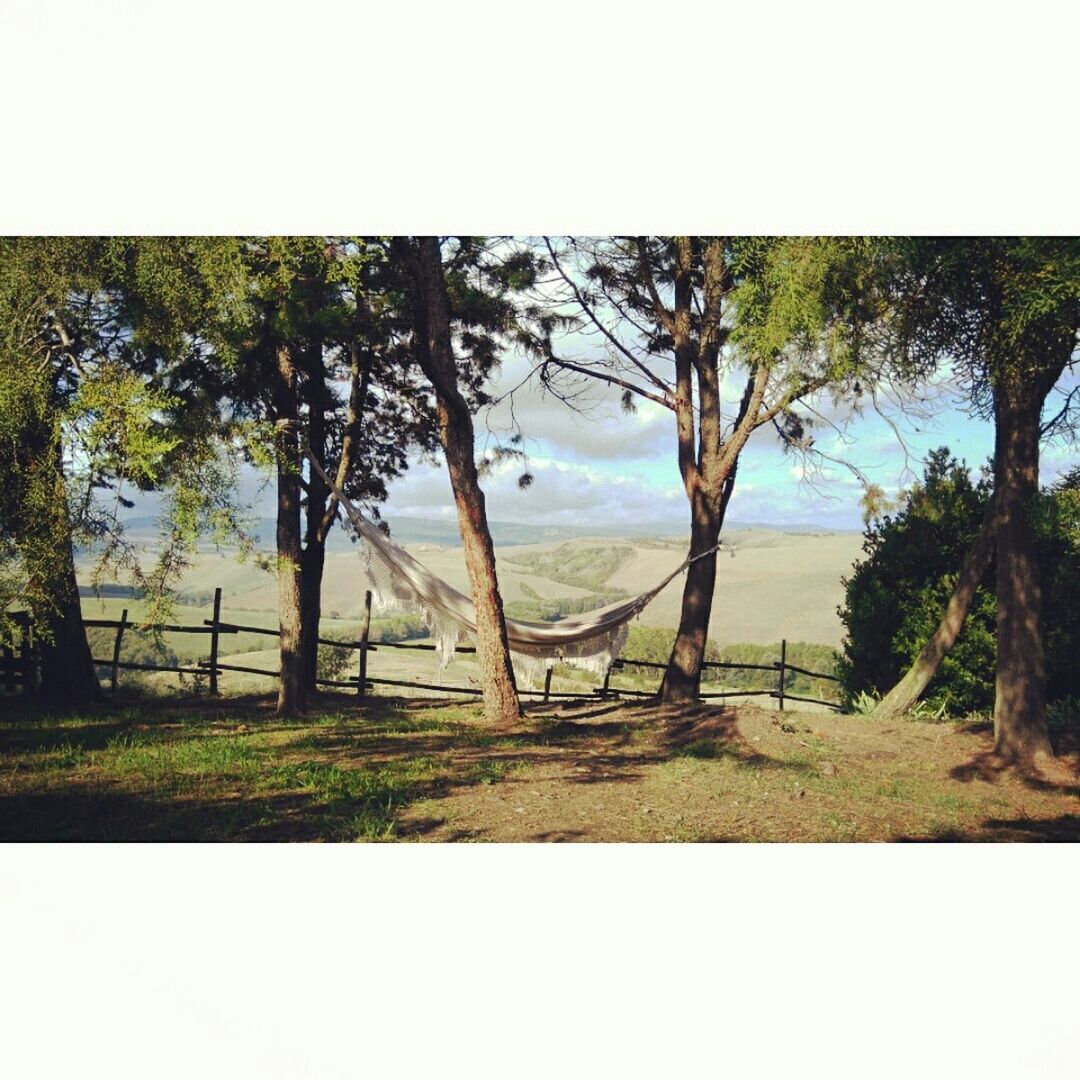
441;408;521;725
38;536;100;707
274;342;305;716
992;392;1052;763
412;237;520;727
300;543;325;693
28;430;100;707
300;340;372;693
659;238;744;705
660;490;723;703
870;496;998;722
300;342;328;694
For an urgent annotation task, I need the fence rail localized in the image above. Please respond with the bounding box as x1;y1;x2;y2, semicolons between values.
3;587;842;710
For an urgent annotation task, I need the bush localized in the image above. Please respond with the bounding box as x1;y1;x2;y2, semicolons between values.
316;635;354;683
838;448;1080;715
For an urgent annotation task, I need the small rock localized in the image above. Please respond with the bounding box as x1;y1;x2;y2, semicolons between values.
641;807;652;815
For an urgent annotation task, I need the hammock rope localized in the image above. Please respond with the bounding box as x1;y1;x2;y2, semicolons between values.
304;446;730;683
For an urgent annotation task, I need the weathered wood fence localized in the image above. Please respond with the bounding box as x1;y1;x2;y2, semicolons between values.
3;587;842;709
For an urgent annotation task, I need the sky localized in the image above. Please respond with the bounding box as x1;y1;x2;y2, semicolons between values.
201;344;1080;537
372;349;1080;534
118;290;1080;538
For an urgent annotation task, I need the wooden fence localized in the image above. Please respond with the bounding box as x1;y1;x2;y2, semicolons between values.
3;587;842;709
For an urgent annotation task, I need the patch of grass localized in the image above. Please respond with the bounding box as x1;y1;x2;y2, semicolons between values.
103;731;265;792
465;758;530;785
676;738;725;760
260;756;440;840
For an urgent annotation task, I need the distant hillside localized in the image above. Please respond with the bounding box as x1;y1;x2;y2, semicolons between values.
80;528;865;649
109;512;852;552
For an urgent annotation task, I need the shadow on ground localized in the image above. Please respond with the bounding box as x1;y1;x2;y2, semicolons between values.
0;693;799;842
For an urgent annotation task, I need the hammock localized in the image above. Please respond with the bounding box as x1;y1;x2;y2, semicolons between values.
305;449;729;683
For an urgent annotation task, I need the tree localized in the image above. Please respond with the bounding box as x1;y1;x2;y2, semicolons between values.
841;449;1080;716
0;237;238;705
840;449;998;715
391;236;526;727
532;236;863;702
860;239;1080;765
294;241;437;696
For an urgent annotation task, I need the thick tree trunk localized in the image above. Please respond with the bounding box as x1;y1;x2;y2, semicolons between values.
992;393;1052;763
38;537;100;707
870;497;998;722
274;342;306;716
660;491;723;704
27;430;100;707
412;237;520;727
658;239;746;705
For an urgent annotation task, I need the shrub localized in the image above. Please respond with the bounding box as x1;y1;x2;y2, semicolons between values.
838;448;1080;715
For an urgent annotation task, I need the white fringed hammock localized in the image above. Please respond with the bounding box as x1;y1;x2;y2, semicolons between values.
306;449;729;685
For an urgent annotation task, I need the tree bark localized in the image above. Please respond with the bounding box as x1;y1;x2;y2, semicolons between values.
274;341;305;716
411;237;520;726
299;542;325;693
37;535;100;706
992;392;1052;763
660;490;724;703
28;431;100;707
869;496;998;722
300;341;328;694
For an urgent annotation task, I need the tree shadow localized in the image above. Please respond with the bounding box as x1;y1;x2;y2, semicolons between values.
898;814;1080;842
0;696;814;841
950;748;1080;797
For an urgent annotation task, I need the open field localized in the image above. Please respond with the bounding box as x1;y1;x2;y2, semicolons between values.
79;527;861;654
3;694;1078;842
75;528;860;699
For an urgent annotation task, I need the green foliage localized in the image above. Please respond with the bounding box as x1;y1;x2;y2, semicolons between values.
839;449;1080;714
846;238;1080;416
0;237;259;639
316;635;354;683
849;690;880;715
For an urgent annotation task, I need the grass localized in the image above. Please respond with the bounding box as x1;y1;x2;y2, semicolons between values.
2;694;1079;842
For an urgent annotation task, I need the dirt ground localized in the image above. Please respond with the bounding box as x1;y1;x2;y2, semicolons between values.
2;694;1079;841
395;700;1080;842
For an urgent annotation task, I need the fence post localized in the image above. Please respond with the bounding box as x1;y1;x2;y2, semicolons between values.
2;622;14;695
777;638;786;712
16;613;32;694
111;608;129;695
543;666;553;703
601;666;612;700
357;589;372;698
208;587;222;696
